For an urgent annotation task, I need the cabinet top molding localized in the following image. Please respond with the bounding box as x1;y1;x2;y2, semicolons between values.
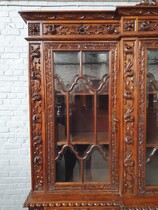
19;6;158;22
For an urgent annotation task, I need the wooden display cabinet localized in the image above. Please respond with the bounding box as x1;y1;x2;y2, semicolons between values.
20;1;158;209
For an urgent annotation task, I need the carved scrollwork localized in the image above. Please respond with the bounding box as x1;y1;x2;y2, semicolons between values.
43;23;119;36
28;23;40;36
30;44;44;191
123;41;135;194
124;19;135;32
138;0;157;5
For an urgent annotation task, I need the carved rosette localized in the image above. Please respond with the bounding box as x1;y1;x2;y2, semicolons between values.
123;41;135;194
123;19;136;32
43;23;119;36
30;44;44;190
138;40;158;195
44;42;119;191
29;23;40;36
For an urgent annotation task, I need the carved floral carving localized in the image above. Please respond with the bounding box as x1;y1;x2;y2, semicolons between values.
43;23;119;36
124;19;135;32
30;44;44;191
29;23;40;36
123;42;135;194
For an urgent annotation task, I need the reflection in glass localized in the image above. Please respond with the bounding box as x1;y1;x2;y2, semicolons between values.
56;147;80;182
146;148;158;186
97;95;109;144
69;79;94;144
83;52;109;90
84;147;109;182
146;50;158;186
54;81;67;144
54;52;80;89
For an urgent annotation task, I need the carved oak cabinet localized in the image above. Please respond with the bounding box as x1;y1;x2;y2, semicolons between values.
20;4;158;210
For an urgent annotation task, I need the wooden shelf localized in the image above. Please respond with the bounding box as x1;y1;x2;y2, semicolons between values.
57;132;109;145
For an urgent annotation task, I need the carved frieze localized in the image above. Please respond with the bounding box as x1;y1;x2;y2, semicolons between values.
43;23;119;36
123;19;136;32
123;41;135;194
29;23;40;36
30;44;44;191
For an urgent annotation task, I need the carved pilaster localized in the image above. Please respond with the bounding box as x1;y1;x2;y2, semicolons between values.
30;44;44;191
123;41;136;194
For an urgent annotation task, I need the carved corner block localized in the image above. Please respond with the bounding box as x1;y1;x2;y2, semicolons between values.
28;23;40;36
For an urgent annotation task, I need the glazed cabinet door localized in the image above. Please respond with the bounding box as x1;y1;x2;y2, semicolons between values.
44;42;119;192
138;40;158;195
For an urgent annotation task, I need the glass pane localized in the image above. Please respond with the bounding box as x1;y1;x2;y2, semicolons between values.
146;50;158;186
84;146;109;182
56;147;80;182
69;79;94;145
83;52;109;90
146;148;158;186
97;95;109;144
54;81;67;145
54;52;80;89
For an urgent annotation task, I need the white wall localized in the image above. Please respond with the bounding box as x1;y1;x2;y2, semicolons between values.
0;1;138;210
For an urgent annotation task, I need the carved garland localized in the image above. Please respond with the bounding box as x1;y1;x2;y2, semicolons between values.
44;42;119;191
123;41;135;194
30;44;44;190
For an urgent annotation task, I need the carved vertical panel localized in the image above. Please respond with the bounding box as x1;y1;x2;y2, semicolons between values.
30;43;44;191
123;41;136;194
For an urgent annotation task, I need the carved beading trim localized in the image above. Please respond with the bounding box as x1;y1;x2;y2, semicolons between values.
138;20;158;31
123;41;135;194
30;44;44;191
44;42;119;191
123;19;136;32
138;40;158;195
29;23;40;36
24;201;124;208
43;23;119;36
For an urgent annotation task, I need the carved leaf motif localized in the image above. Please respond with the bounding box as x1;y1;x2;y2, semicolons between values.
30;44;44;191
123;42;135;194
